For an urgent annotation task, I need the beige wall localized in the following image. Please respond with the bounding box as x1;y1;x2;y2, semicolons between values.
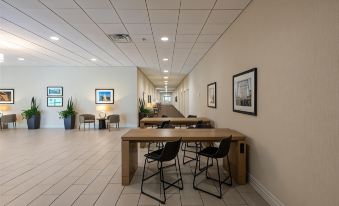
0;66;138;128
137;69;159;104
175;0;339;205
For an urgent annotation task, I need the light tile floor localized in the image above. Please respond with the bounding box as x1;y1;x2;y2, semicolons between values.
0;129;269;206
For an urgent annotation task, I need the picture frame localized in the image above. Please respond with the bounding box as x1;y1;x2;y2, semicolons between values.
47;86;63;96
0;89;14;104
207;82;217;108
233;68;257;116
47;97;63;107
175;96;177;102
148;95;152;103
95;89;114;104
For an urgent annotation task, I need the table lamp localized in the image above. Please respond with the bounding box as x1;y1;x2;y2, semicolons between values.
96;105;111;118
0;105;9;117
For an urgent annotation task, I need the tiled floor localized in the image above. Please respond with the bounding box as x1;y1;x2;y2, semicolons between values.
0;129;269;206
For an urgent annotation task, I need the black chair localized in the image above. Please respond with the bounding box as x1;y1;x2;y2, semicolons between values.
141;139;184;204
193;137;233;198
181;120;208;165
161;115;168;118
157;120;170;128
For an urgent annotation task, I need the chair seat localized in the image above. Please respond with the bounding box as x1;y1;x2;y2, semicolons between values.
145;148;163;160
198;147;218;157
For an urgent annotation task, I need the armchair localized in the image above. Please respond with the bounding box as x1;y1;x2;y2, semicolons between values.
0;114;17;130
78;114;95;131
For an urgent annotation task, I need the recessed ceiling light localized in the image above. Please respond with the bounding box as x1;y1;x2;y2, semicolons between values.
163;70;169;73
161;36;169;42
18;57;24;61
163;76;168;79
162;58;169;61
50;36;59;41
90;58;97;61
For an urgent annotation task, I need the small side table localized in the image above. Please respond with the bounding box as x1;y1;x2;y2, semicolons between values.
97;118;107;129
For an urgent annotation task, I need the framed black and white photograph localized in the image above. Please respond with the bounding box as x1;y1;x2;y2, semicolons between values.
148;95;152;103
207;82;217;108
0;89;14;104
47;97;63;107
233;68;257;116
47;86;63;96
175;96;177;102
95;89;114;104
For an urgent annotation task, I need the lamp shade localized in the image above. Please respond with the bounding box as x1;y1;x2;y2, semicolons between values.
0;105;10;111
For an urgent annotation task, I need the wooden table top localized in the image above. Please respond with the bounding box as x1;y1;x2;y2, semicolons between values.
121;128;246;142
140;117;210;123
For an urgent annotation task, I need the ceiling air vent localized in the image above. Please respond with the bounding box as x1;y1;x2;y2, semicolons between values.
107;34;132;43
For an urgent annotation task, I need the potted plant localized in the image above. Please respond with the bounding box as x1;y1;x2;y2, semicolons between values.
59;97;76;129
138;98;151;126
22;97;41;129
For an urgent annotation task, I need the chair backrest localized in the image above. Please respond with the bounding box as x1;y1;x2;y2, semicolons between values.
108;115;120;123
159;138;182;162
187;115;197;118
1;114;16;124
162;124;175;129
79;114;95;122
159;120;170;128
196;121;213;128
161;115;168;118
214;137;232;158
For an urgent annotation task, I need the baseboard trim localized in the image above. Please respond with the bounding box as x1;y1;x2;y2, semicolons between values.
248;174;285;206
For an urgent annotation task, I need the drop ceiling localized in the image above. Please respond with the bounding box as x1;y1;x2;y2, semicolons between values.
0;0;252;88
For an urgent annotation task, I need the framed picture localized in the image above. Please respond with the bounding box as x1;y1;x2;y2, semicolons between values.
148;95;152;103
47;86;63;96
233;68;257;116
207;82;217;108
175;96;177;102
95;89;114;104
47;97;63;107
0;89;14;104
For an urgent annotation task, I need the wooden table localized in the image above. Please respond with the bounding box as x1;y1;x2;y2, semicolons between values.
121;128;247;186
140;117;211;128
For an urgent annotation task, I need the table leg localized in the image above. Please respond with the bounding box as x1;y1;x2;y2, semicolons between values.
224;140;247;185
122;141;138;185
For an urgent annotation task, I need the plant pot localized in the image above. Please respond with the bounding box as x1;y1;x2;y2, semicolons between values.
64;115;75;130
27;114;40;129
138;112;149;127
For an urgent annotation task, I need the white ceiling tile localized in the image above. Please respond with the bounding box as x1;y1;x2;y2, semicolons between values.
125;24;152;34
116;42;135;49
112;0;146;9
40;0;78;9
194;42;213;48
146;0;180;9
214;0;251;9
181;0;216;9
179;10;210;24
55;9;93;24
5;0;45;9
75;0;112;9
207;10;241;24
149;10;179;24
175;42;194;49
151;24;177;35
135;42;155;48
99;23;128;34
21;9;65;24
196;34;219;42
118;10;149;23
175;35;198;42
130;34;154;43
201;24;229;35
177;24;203;35
155;42;175;49
85;9;121;23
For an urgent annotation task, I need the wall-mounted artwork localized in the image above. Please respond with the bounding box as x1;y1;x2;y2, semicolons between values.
233;68;257;116
95;89;114;104
47;97;63;107
47;86;63;96
207;82;217;108
175;96;177;102
0;89;14;104
148;95;151;103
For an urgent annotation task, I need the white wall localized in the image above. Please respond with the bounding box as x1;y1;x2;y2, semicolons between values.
137;69;159;104
0;66;138;128
175;0;339;205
